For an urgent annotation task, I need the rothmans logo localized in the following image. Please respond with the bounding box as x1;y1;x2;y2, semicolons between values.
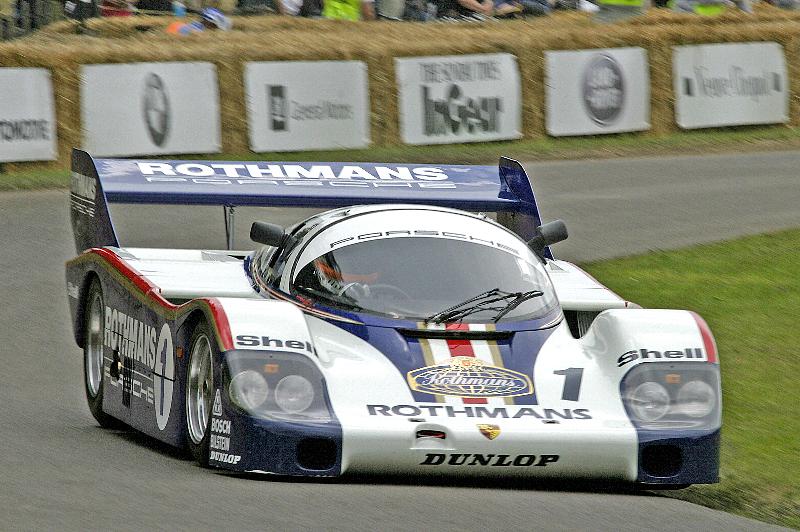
407;357;533;398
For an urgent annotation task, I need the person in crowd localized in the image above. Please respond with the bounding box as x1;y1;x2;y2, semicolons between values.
432;0;492;18
274;0;304;14
275;0;325;16
135;0;171;11
322;0;375;20
166;6;231;33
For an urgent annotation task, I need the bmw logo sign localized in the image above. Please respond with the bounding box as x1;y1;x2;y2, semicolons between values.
582;54;624;126
142;73;170;147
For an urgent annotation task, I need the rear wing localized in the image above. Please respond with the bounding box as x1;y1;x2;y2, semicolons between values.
69;149;550;255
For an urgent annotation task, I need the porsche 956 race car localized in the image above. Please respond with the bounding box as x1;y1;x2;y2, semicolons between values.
66;149;721;487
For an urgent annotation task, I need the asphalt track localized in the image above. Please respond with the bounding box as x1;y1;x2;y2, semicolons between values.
2;150;798;531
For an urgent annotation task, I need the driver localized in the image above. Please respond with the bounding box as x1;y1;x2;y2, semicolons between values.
313;257;379;285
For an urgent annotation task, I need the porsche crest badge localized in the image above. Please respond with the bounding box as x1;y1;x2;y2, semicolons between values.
477;424;501;440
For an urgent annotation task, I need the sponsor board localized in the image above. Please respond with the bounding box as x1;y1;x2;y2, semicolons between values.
395;54;521;145
617;347;705;367
673;42;788;129
407;356;533;398
245;61;370;152
81;62;220;157
545;48;650;136
0;68;57;162
367;404;592;420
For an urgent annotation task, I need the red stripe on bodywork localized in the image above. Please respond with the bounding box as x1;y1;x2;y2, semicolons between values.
85;248;234;351
205;298;234;351
690;311;718;364
445;323;487;405
94;247;163;300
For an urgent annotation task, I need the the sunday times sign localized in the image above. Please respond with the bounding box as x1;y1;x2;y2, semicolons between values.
0;68;57;162
245;61;370;152
673;42;788;129
545;47;650;136
395;54;521;145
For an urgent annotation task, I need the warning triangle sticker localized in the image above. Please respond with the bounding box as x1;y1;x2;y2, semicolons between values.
212;389;222;417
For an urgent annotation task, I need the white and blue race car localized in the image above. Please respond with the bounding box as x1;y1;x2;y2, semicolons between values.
66;150;721;486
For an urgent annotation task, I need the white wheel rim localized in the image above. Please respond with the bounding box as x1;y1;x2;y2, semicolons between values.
186;333;213;445
85;292;104;397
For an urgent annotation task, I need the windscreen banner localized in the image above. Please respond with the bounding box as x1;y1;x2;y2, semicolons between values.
0;68;57;163
545;47;650;137
81;62;221;157
673;42;788;129
395;54;522;145
245;61;370;152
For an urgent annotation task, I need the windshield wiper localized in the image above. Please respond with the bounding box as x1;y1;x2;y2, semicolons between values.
425;288;543;323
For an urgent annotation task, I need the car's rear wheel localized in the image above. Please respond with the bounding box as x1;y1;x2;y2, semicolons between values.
186;321;216;465
83;279;123;429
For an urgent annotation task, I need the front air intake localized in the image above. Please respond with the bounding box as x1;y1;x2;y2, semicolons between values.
400;329;513;341
641;445;683;478
296;438;337;471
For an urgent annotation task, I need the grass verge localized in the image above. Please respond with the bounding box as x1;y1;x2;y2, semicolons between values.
4;125;800;192
582;228;800;530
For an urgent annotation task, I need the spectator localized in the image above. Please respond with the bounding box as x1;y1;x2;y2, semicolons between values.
135;0;171;12
166;6;231;33
16;0;40;29
99;0;134;16
322;0;375;19
275;0;303;14
432;0;492;18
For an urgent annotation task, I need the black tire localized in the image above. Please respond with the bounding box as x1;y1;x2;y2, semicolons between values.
185;321;218;466
83;279;124;429
637;483;691;491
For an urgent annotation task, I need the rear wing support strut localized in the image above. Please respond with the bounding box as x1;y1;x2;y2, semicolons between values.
223;205;236;250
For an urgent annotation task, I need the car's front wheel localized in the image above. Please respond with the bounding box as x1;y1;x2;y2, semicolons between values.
185;321;217;466
83;279;123;429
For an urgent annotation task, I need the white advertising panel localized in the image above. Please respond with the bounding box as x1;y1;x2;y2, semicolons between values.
673;42;788;129
545;48;650;136
81;62;220;157
245;61;370;152
0;68;57;162
395;54;521;145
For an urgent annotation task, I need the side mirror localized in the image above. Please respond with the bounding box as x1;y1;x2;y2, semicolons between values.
250;221;287;247
527;219;568;254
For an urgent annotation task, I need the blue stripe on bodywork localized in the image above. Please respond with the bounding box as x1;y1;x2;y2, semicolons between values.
316;307;562;405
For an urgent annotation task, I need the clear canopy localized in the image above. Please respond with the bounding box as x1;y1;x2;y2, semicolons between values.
291;236;558;322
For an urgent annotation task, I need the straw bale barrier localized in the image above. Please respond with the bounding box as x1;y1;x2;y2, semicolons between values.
2;6;800;168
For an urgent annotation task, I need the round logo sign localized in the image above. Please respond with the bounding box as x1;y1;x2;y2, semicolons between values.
142;73;170;147
582;54;624;126
407;357;533;398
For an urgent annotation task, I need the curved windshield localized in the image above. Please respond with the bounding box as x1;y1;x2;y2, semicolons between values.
292;237;558;322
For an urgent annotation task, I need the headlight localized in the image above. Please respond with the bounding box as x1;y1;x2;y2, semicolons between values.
223;351;331;422
229;370;269;410
275;375;315;414
627;382;670;422
621;362;721;430
677;380;716;418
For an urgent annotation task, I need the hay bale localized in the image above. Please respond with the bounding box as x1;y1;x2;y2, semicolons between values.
2;12;800;166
